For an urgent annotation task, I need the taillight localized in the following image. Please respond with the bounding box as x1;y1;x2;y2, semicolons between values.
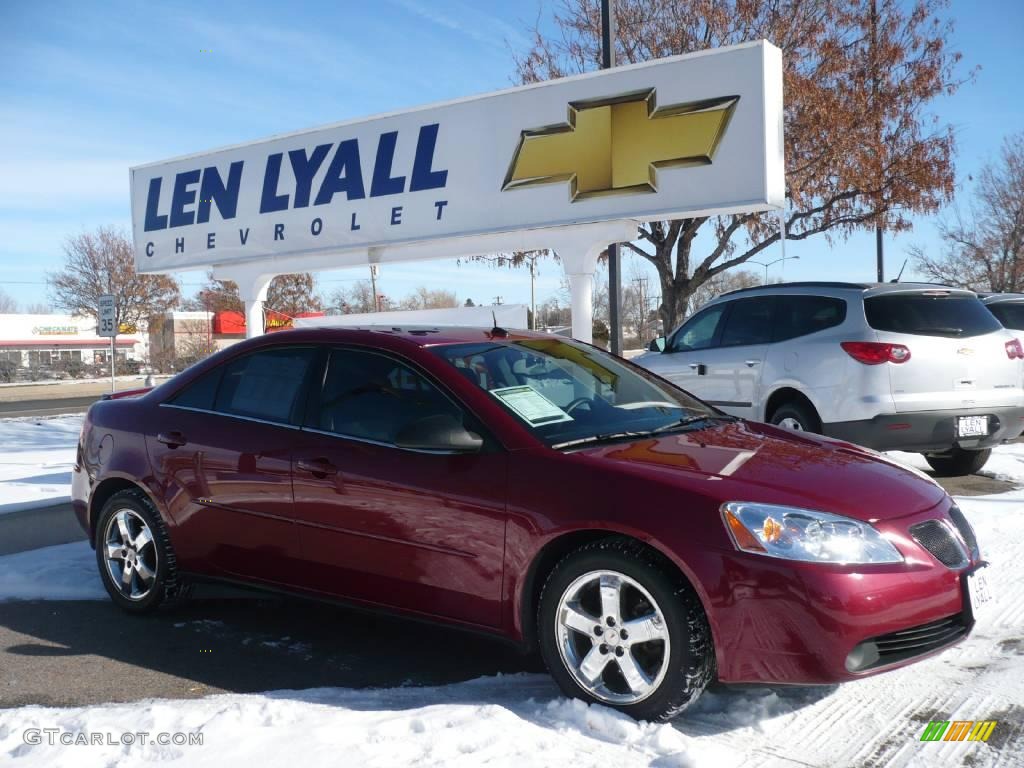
841;341;912;365
1006;339;1023;360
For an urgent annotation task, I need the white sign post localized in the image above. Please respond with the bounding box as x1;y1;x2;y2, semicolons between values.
98;294;117;393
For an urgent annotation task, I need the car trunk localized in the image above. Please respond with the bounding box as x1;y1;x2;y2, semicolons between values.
864;290;1021;413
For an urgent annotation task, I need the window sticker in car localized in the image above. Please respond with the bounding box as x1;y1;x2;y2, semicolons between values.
490;385;573;426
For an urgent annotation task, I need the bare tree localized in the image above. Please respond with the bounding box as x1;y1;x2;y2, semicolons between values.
24;302;51;314
47;227;180;328
191;271;321;317
515;0;970;332
687;269;763;312
328;280;379;314
0;289;17;313
914;133;1024;291
399;286;459;310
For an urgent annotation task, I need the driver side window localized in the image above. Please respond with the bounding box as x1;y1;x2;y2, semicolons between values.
669;304;727;353
311;348;463;444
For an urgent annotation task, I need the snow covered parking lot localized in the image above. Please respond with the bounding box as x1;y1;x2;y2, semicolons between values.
0;416;1022;767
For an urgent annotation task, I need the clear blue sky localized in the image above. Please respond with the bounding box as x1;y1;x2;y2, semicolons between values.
1;0;1022;312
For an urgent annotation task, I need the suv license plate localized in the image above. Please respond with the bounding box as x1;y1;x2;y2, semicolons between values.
969;568;991;608
957;416;988;438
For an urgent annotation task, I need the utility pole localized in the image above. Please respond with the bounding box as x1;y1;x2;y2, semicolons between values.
871;0;884;282
493;296;503;305
369;264;379;311
601;0;623;356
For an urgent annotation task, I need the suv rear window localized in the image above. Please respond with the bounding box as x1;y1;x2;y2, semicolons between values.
864;294;1002;338
986;302;1024;331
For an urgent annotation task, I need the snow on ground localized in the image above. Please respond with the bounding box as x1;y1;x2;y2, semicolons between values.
0;424;1023;766
0;415;83;514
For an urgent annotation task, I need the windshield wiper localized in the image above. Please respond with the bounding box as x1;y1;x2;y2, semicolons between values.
648;414;737;434
551;414;736;449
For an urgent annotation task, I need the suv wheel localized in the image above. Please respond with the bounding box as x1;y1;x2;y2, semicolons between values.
924;447;992;477
537;537;715;722
94;489;189;613
769;401;820;433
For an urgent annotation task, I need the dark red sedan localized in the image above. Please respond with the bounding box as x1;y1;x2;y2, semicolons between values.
72;326;985;721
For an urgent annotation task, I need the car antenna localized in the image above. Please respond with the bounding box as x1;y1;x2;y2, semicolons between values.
890;259;908;283
490;309;508;338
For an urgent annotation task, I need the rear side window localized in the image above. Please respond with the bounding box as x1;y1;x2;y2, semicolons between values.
986;302;1024;331
865;294;1002;338
169;367;222;410
213;347;315;424
719;297;774;347
773;296;847;342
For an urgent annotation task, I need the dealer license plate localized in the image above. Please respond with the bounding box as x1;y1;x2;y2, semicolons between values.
957;415;989;438
969;568;991;608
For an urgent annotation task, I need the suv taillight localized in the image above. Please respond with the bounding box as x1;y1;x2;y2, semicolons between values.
1006;339;1023;360
841;341;912;365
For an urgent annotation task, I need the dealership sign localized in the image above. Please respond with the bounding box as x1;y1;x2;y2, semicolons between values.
130;41;783;273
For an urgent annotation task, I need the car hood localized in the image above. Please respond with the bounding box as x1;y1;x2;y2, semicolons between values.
571;420;946;522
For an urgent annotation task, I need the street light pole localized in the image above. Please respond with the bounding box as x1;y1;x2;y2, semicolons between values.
601;0;623;355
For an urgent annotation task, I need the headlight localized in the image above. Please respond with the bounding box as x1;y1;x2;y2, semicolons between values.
721;502;903;564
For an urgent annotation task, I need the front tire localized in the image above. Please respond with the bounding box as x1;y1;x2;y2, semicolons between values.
537;537;715;722
94;489;188;613
924;447;991;477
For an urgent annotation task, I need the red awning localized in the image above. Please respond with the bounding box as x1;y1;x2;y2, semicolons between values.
0;339;138;348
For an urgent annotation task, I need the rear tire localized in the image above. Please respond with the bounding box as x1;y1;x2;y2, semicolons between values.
924;447;991;477
769;400;821;433
94;489;189;613
537;537;715;722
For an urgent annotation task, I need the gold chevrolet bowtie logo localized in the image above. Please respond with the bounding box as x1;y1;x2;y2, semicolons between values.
503;89;739;201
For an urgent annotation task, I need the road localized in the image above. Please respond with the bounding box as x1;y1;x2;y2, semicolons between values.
0;395;100;419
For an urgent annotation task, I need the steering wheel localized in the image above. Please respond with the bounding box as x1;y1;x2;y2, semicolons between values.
564;397;593;415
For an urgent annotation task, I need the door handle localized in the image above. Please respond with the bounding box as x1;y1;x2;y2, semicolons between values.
156;431;186;449
297;457;338;477
744;360;760;368
689;363;707;375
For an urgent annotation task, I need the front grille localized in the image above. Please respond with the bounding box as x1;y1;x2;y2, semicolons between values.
947;505;980;561
846;613;970;672
910;519;968;568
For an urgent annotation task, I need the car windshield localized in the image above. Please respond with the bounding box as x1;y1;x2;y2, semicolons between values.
864;293;1003;338
985;301;1024;331
432;338;719;448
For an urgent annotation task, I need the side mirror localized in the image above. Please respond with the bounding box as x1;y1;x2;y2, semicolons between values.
394;413;484;453
648;336;666;353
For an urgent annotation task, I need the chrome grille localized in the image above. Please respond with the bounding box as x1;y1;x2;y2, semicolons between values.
910;520;968;568
846;613;969;672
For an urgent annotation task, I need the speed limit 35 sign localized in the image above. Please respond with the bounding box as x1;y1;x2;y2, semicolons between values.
98;295;117;338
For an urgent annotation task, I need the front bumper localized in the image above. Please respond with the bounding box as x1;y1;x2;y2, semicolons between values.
708;501;979;685
822;405;1024;452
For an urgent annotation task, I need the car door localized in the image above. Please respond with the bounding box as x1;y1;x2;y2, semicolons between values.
698;297;775;418
147;345;317;583
289;346;508;628
641;302;729;399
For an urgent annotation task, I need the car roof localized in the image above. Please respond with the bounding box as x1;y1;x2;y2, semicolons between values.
252;324;555;348
979;292;1024;304
717;281;975;300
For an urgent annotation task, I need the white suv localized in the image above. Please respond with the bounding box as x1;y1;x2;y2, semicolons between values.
982;293;1024;346
635;282;1024;475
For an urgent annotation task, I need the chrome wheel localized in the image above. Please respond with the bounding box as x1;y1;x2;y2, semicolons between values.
103;508;158;601
555;570;671;705
778;417;804;431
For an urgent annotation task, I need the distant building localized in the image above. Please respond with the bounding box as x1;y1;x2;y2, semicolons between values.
0;313;146;380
